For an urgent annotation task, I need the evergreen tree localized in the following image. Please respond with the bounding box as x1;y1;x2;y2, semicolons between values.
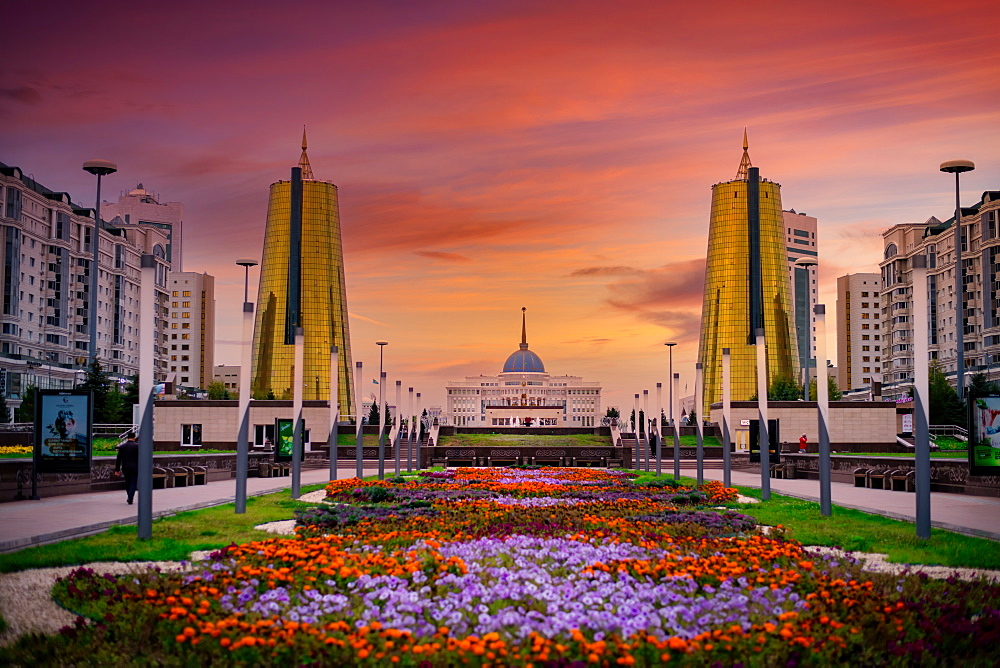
604;407;620;419
0;394;10;423
104;386;126;424
76;359;113;422
367;401;380;426
16;385;37;422
968;373;1000;396
808;376;843;401
929;362;966;428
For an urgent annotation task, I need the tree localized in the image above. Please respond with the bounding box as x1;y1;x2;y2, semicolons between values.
768;375;802;401
0;394;10;423
76;359;114;422
929;361;966;428
968;373;1000;396
104;386;126;424
17;384;37;422
604;407;620;419
807;376;843;401
207;381;231;400
367;401;380;426
628;409;646;435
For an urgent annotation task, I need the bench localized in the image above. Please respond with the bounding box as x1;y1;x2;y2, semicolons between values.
486;456;519;467
171;466;194;487
152;466;171;489
891;469;915;492
445;457;477;468
190;466;208;485
571;456;605;467
531;457;565;467
866;469;890;490
854;468;870;487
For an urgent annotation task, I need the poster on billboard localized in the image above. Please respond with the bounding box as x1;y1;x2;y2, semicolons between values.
970;393;1000;477
274;418;294;462
35;390;93;474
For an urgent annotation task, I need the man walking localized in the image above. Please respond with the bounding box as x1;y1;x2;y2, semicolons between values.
799;433;808;453
115;436;140;504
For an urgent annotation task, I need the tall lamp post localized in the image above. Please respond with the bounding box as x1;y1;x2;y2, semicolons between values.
82;160;117;366
234;258;258;513
376;341;388;480
940;159;975;400
794;257;818;400
665;343;678;479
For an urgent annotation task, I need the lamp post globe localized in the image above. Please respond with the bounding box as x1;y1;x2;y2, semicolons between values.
940;159;975;399
236;258;258;304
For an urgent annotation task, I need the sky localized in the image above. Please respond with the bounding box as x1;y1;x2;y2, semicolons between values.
2;0;999;411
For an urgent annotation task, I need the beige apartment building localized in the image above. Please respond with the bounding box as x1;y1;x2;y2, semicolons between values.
836;273;882;393
166;271;215;390
878;188;1000;399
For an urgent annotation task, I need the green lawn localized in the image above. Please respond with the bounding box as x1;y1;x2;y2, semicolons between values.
841;451;967;459
438;433;612;448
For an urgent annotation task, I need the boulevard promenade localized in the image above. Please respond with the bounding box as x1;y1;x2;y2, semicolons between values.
1;463;997;553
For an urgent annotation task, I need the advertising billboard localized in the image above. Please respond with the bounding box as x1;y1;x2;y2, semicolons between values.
275;418;294;462
970;393;1000;477
35;390;93;473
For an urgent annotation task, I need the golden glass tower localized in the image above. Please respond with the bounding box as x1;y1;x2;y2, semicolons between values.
251;131;354;416
698;133;798;416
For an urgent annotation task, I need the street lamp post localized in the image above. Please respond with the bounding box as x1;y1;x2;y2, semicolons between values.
940;159;975;400
794;257;818;400
376;341;388;480
665;342;678;480
82;160;117;367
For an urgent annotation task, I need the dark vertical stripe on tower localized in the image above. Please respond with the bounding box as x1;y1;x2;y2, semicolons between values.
747;167;763;344
286;166;303;345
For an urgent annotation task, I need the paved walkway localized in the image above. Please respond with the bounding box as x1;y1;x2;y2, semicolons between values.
2;462;998;553
0;464;387;553
676;463;1000;541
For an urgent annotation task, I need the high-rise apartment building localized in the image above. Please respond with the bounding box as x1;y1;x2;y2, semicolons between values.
166;271;215;389
835;273;881;392
251;132;354;416
0;162;170;410
698;134;799;416
784;210;818;385
879;188;1000;399
101;184;184;271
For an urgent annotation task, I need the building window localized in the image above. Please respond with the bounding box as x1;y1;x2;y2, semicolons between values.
181;424;202;447
182;291;191;296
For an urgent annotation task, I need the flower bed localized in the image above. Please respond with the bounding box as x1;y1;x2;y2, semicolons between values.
5;467;1000;665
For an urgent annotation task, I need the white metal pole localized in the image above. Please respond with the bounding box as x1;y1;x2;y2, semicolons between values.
912;254;931;538
633;393;640;470
695;362;704;485
415;392;423;470
407;387;414;471
394;380;402;476
722;348;732;487
355;361;364;479
756;328;770;500
378;371;387;480
137;254;156;539
642;389;650;471
815;306;831;515
291;327;304;498
235;300;254;512
672;373;681;480
329;346;339;481
655;382;662;475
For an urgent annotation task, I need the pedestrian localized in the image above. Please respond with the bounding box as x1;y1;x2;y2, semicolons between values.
799;433;808;453
115;436;140;505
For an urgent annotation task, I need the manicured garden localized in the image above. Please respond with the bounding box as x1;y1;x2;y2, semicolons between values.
2;467;998;665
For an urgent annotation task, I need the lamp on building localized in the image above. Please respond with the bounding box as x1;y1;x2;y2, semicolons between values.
939;159;975;400
794;256;818;399
82;160;117;366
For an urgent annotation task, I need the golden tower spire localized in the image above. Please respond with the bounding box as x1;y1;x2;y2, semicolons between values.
298;125;314;179
736;127;752;180
520;307;528;350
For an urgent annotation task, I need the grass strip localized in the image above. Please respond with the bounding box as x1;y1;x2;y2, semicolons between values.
0;483;329;574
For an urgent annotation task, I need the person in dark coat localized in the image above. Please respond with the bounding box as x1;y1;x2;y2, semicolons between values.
115;437;140;504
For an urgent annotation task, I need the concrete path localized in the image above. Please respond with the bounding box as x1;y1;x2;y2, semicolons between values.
674;463;1000;541
0;464;387;553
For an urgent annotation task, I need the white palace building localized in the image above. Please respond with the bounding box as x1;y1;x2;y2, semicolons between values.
444;309;602;428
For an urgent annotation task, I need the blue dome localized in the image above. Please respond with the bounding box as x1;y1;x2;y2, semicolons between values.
503;349;545;373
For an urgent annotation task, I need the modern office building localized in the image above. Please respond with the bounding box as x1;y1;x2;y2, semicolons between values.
0;161;170;410
166;271;215;389
784;210;818;388
878;188;1000;399
444;309;602;427
101;184;184;271
251;132;354;417
836;273;881;393
697;133;799;416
